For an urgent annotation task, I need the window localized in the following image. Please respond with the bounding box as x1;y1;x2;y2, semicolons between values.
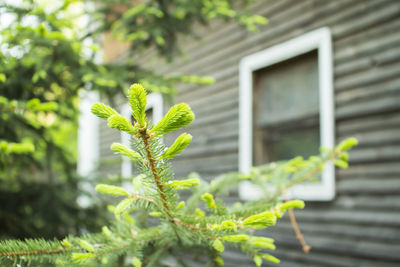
239;28;334;201
120;93;163;178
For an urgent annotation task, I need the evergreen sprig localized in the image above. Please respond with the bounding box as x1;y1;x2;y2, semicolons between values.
0;83;358;266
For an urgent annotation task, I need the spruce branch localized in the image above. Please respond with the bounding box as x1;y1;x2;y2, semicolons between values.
0;83;358;266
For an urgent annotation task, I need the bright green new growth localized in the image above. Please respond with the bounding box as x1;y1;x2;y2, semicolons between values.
95;184;129;197
167;178;199;189
224;235;249;242
202;193;217;209
221;220;237;231
150;103;194;136
279;200;305;211
128;83;147;126
107;114;137;135
263;254;280;264
79;240;95;253
213;239;225;252
242;211;277;229
160;133;192;159
0;83;358;266
338;137;358;151
91;103;118;119
250;236;276;250
111;143;142;162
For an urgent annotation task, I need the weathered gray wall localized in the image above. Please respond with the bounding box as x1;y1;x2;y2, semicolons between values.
98;0;400;266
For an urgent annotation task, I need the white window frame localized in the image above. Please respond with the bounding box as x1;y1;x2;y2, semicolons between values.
77;90;100;207
120;93;163;178
238;27;335;201
77;90;100;177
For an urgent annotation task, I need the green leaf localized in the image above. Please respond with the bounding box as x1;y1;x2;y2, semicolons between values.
262;254;280;264
61;239;71;248
107;114;137;135
252;241;275;250
337;137;358;151
253;255;262;267
212;239;224;252
221;220;237;231
201;193;216;209
215;256;224;266
128;83;147;126
150;103;194;136
160;133;192;159
91;103;118;119
223;235;249;242
279;200;305;211
195;208;205;217
334;159;348;169
176;201;185;210
167;178;199;189
340;151;349;161
111;143;142;162
250;236;274;244
249;239;276;250
242;211;276;229
96;184;129;197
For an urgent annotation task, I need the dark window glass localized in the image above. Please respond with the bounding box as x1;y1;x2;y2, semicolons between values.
253;50;320;165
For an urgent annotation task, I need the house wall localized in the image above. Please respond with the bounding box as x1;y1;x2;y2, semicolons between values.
99;0;400;266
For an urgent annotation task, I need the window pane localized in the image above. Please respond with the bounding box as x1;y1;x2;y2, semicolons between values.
253;51;319;126
253;51;320;165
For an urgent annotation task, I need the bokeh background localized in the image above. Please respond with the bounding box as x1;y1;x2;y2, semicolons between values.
1;0;400;266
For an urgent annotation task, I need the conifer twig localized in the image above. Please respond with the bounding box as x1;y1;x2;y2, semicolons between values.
173;218;211;231
287;208;311;253
0;247;72;257
284;193;311;253
138;129;183;244
140;129;172;219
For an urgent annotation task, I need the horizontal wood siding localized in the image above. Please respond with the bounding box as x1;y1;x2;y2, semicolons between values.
99;0;400;265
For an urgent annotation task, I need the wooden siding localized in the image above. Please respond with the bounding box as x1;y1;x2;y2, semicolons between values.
98;0;400;266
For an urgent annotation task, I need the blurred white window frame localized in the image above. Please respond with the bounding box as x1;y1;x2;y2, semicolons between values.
238;27;335;201
77;90;100;207
77;90;100;177
121;93;163;178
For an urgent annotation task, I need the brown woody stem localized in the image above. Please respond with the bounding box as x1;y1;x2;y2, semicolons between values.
284;193;311;253
0;248;71;257
140;130;173;221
